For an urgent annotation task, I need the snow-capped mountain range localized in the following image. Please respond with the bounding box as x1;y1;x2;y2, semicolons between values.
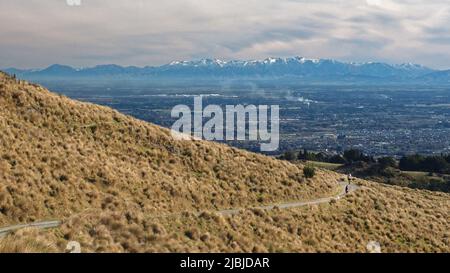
4;57;450;83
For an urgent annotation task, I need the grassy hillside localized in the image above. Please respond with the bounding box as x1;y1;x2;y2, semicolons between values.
0;72;448;253
0;72;341;225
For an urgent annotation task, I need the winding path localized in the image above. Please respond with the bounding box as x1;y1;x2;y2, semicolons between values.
0;182;359;238
0;220;61;238
218;182;359;216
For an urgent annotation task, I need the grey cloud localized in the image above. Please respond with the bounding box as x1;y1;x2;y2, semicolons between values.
0;0;449;69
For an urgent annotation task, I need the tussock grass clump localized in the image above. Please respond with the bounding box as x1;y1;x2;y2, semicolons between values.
0;228;57;253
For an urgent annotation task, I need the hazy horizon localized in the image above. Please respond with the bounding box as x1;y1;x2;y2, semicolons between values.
3;56;448;71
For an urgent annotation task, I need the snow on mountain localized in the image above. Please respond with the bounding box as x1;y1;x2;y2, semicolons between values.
3;57;441;82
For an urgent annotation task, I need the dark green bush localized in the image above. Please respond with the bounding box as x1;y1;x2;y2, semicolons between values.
303;165;316;179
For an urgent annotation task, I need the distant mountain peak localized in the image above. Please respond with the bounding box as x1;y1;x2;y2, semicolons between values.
4;57;445;83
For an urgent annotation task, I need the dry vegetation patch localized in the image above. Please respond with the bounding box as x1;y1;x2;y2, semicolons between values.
0;72;448;253
0;72;336;223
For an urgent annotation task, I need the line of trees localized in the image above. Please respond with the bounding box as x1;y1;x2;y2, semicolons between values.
281;148;450;175
281;148;375;165
399;154;450;174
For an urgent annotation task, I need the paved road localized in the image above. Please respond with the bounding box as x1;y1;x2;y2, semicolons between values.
0;182;359;237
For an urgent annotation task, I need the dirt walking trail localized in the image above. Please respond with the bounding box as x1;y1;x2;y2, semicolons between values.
218;182;359;215
0;182;359;237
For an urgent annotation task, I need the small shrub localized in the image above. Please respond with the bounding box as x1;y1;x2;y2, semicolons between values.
59;175;69;182
185;228;199;240
303;166;316;179
282;150;297;161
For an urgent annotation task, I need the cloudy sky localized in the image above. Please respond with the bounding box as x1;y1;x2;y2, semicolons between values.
1;0;450;69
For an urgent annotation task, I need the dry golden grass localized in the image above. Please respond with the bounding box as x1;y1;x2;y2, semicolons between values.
0;228;57;253
0;72;339;227
15;179;443;253
0;72;448;253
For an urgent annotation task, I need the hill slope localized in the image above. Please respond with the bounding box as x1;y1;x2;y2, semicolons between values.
0;72;338;224
0;72;448;253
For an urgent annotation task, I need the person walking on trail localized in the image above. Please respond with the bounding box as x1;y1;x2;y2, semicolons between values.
347;173;353;184
345;184;350;194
